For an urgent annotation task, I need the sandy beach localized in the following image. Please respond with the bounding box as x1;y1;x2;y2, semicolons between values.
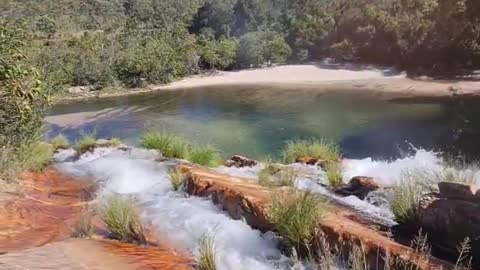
61;63;480;102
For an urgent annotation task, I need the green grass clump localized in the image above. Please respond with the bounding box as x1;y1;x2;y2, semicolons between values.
197;235;217;270
110;137;122;147
258;166;297;188
23;143;54;171
140;132;189;159
270;191;325;256
325;162;343;188
51;134;70;150
282;139;340;164
391;171;423;225
71;212;94;238
187;145;221;167
75;131;97;153
99;196;146;243
168;168;187;191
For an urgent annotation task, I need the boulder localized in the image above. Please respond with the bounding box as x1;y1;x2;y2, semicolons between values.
224;155;258;168
438;181;480;203
334;176;380;200
417;192;480;265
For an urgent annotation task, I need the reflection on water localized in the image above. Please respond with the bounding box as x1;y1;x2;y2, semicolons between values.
47;86;480;160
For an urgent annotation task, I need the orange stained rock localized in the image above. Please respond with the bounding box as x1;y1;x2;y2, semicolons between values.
178;164;454;270
0;168;95;253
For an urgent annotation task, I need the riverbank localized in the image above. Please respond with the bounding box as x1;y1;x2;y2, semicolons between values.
58;63;480;103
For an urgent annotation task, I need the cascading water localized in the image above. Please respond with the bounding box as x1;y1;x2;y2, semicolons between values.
54;148;291;270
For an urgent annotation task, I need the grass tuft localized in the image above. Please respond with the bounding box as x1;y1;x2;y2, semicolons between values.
270;191;325;256
258;166;297;188
197;235;217;270
187;145;222;167
282;139;340;164
71;212;94;238
325;162;343;187
22;142;54;171
51;134;70;150
75;131;97;154
110;137;122;147
168;168;187;191
140;132;189;159
391;170;425;225
99;196;146;243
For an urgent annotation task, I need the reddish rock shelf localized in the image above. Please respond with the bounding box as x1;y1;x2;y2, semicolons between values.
178;164;455;270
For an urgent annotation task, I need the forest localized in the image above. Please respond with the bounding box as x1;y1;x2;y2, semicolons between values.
1;0;480;93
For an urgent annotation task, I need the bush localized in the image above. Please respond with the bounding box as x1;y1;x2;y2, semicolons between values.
99;196;146;243
199;37;238;70
270;191;325;256
140;132;189;159
51;134;70;150
187;145;222;167
197;235;217;270
281;139;340;164
325;162;343;187
75;131;97;154
168;168;187;191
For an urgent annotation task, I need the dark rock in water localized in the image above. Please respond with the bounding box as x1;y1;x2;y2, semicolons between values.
418;192;480;266
334;176;380;200
438;181;480;203
224;155;258;168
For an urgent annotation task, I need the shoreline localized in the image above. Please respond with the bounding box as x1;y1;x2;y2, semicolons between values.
56;64;480;104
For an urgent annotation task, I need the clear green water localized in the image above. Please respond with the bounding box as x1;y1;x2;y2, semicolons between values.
47;86;480;160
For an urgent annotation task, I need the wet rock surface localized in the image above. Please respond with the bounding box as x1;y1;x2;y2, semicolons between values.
334;176;381;200
295;156;327;168
224;155;258;168
178;164;453;270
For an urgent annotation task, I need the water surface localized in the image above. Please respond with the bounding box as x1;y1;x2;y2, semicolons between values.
47;86;480;160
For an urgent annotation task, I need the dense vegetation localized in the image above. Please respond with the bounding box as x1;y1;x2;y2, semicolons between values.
1;0;479;95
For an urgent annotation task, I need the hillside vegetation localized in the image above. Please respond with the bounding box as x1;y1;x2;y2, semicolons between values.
1;0;479;95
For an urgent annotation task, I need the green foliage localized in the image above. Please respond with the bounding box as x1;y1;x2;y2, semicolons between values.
187;145;222;167
237;31;292;67
23;143;54;171
281;139;340;164
75;131;97;154
51;134;70;150
270;191;324;256
140;132;190;159
168;168;187;191
99;196;146;243
199;37;239;70
325;162;343;188
391;170;424;225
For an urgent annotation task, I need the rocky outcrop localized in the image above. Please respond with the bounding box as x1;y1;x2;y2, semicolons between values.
0;169;95;253
178;164;453;270
418;182;480;265
224;155;258;168
334;176;380;199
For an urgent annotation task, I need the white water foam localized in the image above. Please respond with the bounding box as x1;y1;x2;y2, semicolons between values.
54;148;289;270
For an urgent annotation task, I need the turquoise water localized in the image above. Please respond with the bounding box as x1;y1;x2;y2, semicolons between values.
47;86;480;160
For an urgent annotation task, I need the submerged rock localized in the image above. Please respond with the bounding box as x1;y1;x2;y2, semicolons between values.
224;155;258;168
334;176;380;200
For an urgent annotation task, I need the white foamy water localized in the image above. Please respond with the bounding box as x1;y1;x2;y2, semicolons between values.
54;148;289;270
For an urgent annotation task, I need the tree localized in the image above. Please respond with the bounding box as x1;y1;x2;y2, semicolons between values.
0;21;50;146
